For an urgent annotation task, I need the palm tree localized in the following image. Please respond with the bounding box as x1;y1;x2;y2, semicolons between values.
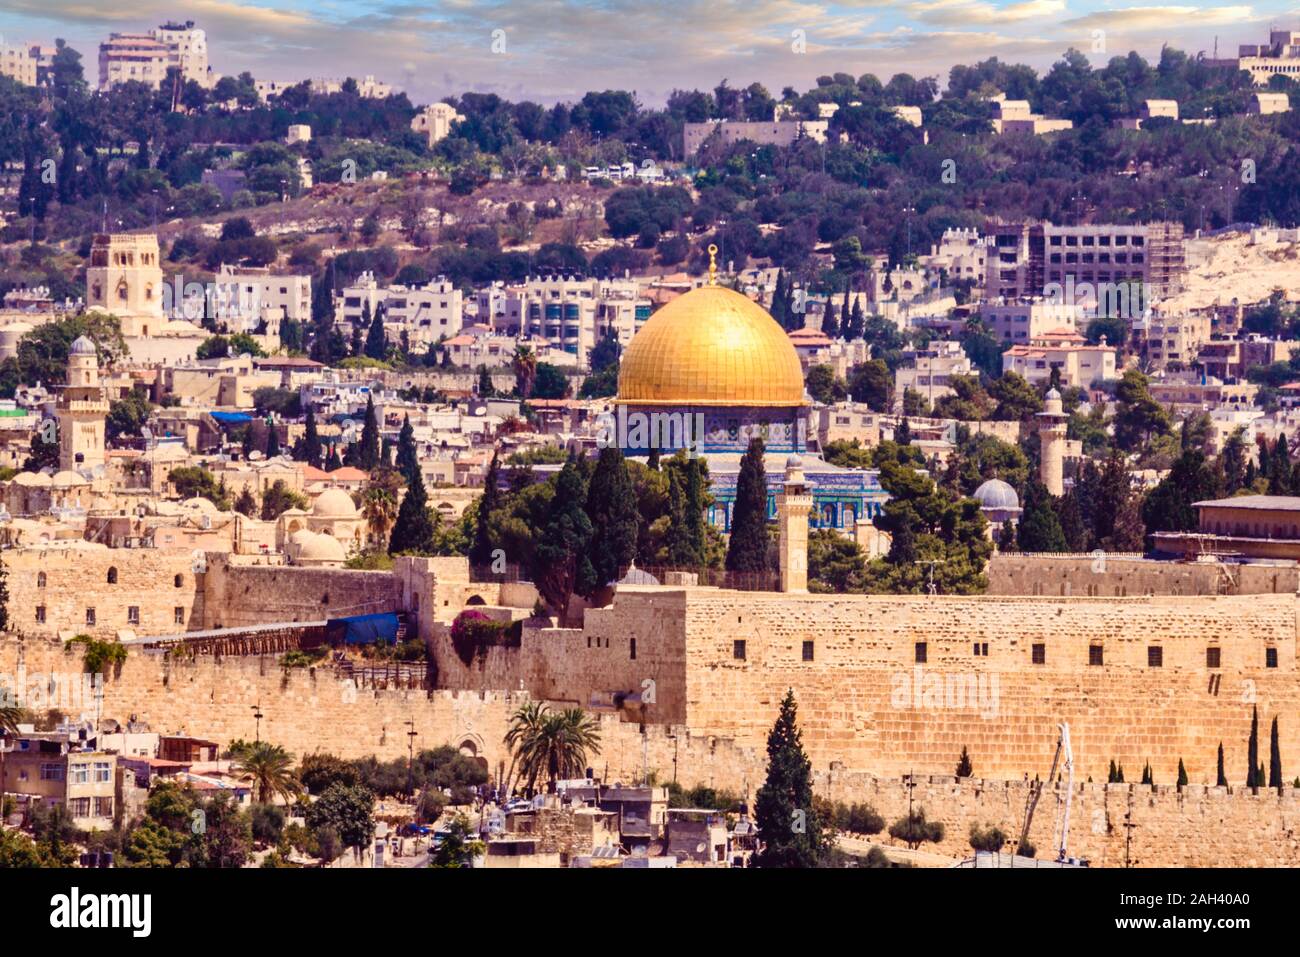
511;345;537;399
231;741;301;805
504;702;601;796
361;486;398;549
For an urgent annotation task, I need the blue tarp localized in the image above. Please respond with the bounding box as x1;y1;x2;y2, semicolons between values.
210;411;253;425
329;612;400;645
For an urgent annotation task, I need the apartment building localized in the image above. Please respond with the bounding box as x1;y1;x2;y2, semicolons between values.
1;734;118;831
981;299;1086;344
990;98;1072;135
1141;312;1212;369
412;102;465;147
1219;30;1300;85
683;117;829;158
893;340;974;410
337;272;464;349
985;221;1185;301
1197;337;1294;381
1002;328;1117;388
205;264;311;341
924;227;988;286
476;276;652;367
99;21;210;90
0;43;37;86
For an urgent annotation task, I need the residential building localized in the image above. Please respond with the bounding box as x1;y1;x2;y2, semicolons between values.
1218;31;1300;85
990;97;1073;135
1;734;118;831
411;102;464;147
337;272;464;348
208;264;312;341
98;34;170;90
1250;91;1291;115
985;221;1186;301
0;43;37;86
1001;328;1117;388
982;299;1085;344
683;117;829;158
894;340;974;410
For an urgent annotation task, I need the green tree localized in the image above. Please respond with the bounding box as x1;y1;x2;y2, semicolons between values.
429;813;485;868
726;438;770;573
503;701;601;796
1177;758;1188;789
358;394;381;470
395;414;419;484
364;303;388;360
1247;705;1260;790
1270;716;1282;791
1114;368;1172;452
530;460;594;619
1016;479;1067;552
468;451;501;568
1217;742;1227;787
888;808;945;850
956;746;973;778
389;468;436;555
805;364;846;404
988;371;1043;421
300;407;322;468
754;690;828;867
230;740;301;804
305;783;375;857
847;359;892;411
260;479;307;521
233;487;257;517
581;447;639;595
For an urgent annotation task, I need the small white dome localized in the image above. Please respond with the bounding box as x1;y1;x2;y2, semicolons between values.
296;532;345;563
51;470;88;487
311;488;357;518
974;478;1020;511
69;336;97;356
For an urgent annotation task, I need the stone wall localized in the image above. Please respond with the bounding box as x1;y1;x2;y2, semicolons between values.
4;545;203;640
988;553;1300;597
818;772;1300;868
198;554;401;628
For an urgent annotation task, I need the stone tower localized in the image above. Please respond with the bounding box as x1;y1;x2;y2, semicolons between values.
776;454;813;593
85;233;164;337
57;336;109;472
1037;387;1068;496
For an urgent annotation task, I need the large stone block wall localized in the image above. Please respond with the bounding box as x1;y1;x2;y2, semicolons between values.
818;772;1300;868
198;554;401;629
4;546;203;639
674;590;1298;785
987;553;1300;597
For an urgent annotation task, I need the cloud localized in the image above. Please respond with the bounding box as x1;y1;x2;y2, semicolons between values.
908;0;1067;26
1062;5;1255;29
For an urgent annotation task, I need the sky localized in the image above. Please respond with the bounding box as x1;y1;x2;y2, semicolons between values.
0;1;1296;106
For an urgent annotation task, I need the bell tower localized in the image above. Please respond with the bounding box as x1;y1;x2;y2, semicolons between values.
85;233;164;337
1037;387;1068;496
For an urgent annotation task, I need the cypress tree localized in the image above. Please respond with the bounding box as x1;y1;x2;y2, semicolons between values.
894;418;912;446
846;298;865;340
241;422;256;460
364;302;388;360
1247;705;1260;790
0;551;9;632
956;746;973;778
531;461;594;620
1108;759;1119;783
389;468;435;556
352;301;370;357
302;408;322;468
477;365;494;397
1017;480;1068;553
469;451;501;568
324;444;341;470
1217;742;1227;787
264;420;280;458
1177;758;1188;789
646;446;660;471
754;690;826;868
726;438;770;573
395;414;419;484
820;286;840;339
770;270;788;330
1141;761;1153;785
666;470;694;565
359;394;380;471
234;487;257;517
581;447;640;595
684;458;708;563
1270;716;1282;791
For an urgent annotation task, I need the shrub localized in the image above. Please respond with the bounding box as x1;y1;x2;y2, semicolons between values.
969;823;1006;853
64;635;126;675
448;610;520;666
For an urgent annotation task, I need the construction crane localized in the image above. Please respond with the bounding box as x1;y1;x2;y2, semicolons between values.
1018;722;1077;863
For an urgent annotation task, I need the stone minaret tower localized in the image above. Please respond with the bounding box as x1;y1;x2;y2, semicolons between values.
85;233;164;337
1037;387;1068;496
776;454;813;593
57;336;109;472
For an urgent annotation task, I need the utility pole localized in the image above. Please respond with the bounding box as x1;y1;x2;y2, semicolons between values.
405;719;417;798
251;703;263;743
913;558;946;596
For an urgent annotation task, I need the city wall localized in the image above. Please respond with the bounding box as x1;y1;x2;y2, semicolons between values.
197;554;402;628
988;552;1300;596
819;773;1300;868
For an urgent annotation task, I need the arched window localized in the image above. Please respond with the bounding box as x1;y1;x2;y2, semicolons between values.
107;567;118;584
37;572;46;588
174;574;184;588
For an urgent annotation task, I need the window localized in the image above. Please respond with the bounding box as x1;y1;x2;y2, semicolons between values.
36;572;46;588
915;642;927;664
94;762;111;783
1266;647;1278;668
1148;646;1163;668
35;606;45;623
733;640;746;660
94;797;113;817
629;638;636;661
174;574;184;588
1206;647;1221;669
85;608;96;627
127;607;140;625
973;642;989;656
802;640;815;662
70;764;90;784
69;798;92;818
1032;643;1046;664
1089;645;1104;666
39;763;64;781
174;607;185;625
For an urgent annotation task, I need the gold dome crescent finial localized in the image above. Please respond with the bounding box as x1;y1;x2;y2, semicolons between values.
707;243;718;286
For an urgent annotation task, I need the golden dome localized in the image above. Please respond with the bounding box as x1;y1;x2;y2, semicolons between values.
617;285;807;407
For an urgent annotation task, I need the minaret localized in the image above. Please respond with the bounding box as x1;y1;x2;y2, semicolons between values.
57;336;109;472
1037;387;1067;496
776;454;813;593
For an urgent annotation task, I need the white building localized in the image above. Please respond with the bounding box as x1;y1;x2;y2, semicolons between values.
411;102;465;147
337;272;464;349
982;299;1085;345
894;340;974;410
99;20;211;90
0;43;38;86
